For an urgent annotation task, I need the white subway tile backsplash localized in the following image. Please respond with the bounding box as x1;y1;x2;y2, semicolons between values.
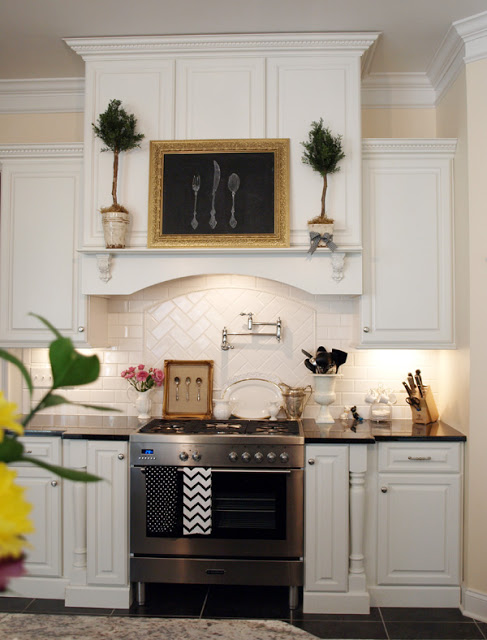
16;274;442;421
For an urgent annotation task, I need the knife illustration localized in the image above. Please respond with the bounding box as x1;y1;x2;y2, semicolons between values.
209;161;220;229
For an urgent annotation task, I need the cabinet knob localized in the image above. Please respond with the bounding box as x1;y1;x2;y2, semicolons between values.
78;326;85;333
308;458;315;465
118;453;125;460
51;480;58;487
381;486;388;493
363;326;370;333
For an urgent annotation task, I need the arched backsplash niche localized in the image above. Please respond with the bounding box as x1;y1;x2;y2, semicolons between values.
24;274;440;421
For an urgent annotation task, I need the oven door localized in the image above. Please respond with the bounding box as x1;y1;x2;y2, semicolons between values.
130;467;303;558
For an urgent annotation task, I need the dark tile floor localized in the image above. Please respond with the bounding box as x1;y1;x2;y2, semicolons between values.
1;584;486;639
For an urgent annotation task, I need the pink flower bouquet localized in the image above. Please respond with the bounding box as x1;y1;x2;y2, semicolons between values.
121;365;164;392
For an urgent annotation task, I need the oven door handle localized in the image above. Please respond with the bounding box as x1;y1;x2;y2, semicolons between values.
176;468;292;474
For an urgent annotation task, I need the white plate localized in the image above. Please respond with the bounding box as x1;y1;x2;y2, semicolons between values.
222;378;283;419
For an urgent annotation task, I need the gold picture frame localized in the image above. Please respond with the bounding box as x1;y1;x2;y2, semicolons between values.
148;138;290;248
163;360;214;419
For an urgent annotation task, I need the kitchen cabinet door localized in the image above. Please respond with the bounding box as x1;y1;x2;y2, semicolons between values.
86;441;128;586
304;445;349;592
0;145;108;347
377;473;461;585
11;437;63;577
360;139;456;348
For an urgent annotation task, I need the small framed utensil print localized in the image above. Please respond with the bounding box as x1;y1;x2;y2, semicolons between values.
163;360;214;419
148;138;290;248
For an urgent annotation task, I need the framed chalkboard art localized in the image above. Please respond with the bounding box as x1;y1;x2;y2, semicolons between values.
148;138;290;248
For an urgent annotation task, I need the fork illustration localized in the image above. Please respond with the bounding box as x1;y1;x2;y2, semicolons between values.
191;174;200;229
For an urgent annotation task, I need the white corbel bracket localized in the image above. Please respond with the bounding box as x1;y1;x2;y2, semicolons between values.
331;252;345;282
96;253;112;282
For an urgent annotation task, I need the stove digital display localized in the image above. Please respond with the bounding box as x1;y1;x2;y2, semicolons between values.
141;449;154;455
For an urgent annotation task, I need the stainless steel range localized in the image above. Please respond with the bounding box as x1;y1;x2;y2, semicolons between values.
129;418;304;609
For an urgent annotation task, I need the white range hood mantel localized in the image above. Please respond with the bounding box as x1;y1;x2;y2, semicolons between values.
80;247;362;296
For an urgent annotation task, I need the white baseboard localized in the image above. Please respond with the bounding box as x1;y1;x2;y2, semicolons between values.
65;585;132;609
462;587;487;622
369;585;461;607
2;577;68;599
303;590;370;614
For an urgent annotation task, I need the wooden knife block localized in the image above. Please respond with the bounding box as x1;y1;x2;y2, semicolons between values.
410;386;439;424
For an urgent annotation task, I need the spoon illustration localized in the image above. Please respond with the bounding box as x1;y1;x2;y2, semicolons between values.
185;376;191;401
196;377;202;401
228;173;240;229
174;376;180;401
191;174;200;230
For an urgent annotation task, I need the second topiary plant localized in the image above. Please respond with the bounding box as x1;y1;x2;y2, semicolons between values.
92;99;144;248
301;118;345;226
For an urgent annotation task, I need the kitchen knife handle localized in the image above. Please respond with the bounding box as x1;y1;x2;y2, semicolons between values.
402;381;412;397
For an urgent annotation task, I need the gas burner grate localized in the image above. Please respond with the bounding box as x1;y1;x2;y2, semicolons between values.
139;418;300;436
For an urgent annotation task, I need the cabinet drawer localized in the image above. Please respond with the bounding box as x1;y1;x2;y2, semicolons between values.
16;436;62;466
378;442;462;473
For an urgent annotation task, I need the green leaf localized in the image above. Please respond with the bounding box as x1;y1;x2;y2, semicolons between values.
40;394;69;408
29;313;63;340
0;348;33;396
20;456;101;482
49;338;100;389
0;436;24;464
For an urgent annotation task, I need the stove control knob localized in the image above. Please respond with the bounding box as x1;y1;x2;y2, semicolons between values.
192;451;201;462
279;452;289;463
179;451;189;461
241;452;251;463
228;451;238;462
267;452;277;463
254;452;264;463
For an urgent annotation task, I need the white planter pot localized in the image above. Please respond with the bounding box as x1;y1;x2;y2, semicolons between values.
312;373;341;424
102;210;129;248
128;388;153;420
308;223;334;246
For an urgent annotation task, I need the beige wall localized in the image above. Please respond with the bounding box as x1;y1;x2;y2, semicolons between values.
362;108;436;138
0;112;83;143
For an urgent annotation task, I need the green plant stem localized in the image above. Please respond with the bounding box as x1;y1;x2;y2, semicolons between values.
21;390;53;427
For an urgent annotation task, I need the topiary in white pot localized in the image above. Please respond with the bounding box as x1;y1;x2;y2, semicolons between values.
92;99;144;248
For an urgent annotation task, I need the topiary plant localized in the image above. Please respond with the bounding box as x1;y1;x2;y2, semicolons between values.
92;99;145;213
301;119;345;224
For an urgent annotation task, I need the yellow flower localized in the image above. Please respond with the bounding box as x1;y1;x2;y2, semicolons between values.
0;463;33;559
0;392;23;442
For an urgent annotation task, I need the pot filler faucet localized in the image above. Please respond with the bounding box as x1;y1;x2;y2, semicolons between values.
221;312;282;350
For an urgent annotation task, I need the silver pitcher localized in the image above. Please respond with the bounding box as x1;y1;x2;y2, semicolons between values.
279;383;312;419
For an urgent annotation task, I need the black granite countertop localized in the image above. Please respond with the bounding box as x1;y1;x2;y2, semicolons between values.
303;418;466;443
21;415;144;441
20;415;466;443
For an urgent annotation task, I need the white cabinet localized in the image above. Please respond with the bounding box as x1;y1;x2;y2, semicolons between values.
370;441;463;606
361;139;457;348
86;440;128;587
304;445;349;592
0;144;108;347
12;437;63;578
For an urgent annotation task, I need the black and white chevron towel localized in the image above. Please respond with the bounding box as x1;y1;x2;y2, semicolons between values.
182;467;212;535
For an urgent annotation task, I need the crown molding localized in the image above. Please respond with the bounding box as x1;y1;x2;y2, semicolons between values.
362;138;457;156
65;32;380;60
361;72;435;108
454;10;487;64
0;143;83;159
427;22;465;105
0;78;84;114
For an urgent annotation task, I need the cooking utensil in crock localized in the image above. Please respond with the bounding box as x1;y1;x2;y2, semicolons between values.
331;348;348;373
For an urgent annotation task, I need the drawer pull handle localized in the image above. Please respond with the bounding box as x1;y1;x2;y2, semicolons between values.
118;453;125;460
381;486;388;493
408;456;432;461
308;459;315;465
51;480;58;487
25;450;33;454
